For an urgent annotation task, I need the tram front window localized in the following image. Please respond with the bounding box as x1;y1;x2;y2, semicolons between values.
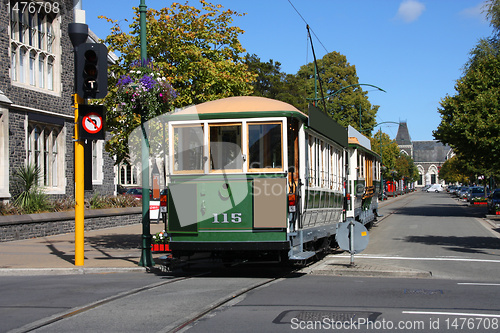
248;122;283;171
210;124;242;171
173;125;204;172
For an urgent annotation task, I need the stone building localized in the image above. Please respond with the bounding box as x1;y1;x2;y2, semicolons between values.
395;122;453;187
0;0;115;202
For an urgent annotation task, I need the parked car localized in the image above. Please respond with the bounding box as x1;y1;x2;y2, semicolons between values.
426;184;443;192
447;185;458;194
125;187;143;199
422;185;431;191
487;189;500;214
457;186;470;199
466;186;486;202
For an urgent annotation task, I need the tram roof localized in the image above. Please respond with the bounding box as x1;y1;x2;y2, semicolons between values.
166;96;308;121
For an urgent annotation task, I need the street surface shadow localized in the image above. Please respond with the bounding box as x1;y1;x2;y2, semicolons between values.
395;203;486;218
405;235;500;254
86;234;141;250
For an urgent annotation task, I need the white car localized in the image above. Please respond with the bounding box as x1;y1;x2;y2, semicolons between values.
426;184;443;192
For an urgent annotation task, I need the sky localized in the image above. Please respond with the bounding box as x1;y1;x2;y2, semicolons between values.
82;0;493;141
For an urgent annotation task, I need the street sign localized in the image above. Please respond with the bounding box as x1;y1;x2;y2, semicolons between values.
336;221;369;254
78;105;105;140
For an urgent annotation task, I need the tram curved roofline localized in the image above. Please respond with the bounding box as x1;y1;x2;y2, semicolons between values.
166;96;308;120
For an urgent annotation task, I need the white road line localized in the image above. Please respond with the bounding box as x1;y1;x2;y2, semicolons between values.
457;283;500;286
403;311;500;318
333;255;500;264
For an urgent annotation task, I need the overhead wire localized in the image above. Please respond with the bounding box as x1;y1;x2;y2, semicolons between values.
287;0;329;54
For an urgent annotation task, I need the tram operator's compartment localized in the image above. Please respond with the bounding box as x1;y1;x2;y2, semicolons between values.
166;97;348;262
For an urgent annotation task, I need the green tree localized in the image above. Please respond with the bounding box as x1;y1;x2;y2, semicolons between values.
433;0;500;183
100;1;254;163
244;54;283;99
370;131;400;181
244;54;307;109
438;155;471;184
296;51;379;133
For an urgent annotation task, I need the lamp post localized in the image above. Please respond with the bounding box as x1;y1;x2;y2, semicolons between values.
138;0;154;267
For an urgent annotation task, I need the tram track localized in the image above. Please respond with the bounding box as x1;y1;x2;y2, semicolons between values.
12;271;207;333
12;263;297;333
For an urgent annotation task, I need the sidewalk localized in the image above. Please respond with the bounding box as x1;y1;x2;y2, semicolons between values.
0;192;413;276
0;222;166;275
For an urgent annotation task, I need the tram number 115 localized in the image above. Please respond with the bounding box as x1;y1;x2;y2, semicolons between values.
213;213;242;224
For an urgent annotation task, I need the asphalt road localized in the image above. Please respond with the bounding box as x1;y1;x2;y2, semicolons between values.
366;191;500;281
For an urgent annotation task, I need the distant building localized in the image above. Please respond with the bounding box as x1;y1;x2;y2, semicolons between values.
395;122;453;187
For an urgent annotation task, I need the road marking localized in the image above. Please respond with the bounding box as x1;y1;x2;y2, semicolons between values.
403;311;500;318
334;255;500;264
457;283;500;286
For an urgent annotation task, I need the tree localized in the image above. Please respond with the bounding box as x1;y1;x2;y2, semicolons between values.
296;51;379;133
439;156;472;184
433;0;500;183
244;54;284;99
100;1;255;163
370;130;400;181
394;154;419;184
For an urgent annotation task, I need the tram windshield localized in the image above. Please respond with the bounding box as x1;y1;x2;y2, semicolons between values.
248;122;282;171
209;124;242;171
173;125;204;172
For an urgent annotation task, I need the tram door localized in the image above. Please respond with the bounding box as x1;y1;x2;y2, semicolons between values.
288;118;300;193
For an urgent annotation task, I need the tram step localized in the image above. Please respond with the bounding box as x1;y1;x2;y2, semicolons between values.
289;251;316;260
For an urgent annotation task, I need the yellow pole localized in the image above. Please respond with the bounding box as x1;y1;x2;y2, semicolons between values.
74;93;85;266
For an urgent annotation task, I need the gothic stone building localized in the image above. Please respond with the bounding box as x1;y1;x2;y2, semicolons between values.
0;0;115;202
395;122;453;187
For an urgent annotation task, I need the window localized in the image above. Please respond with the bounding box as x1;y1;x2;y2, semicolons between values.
173;125;204;173
9;1;59;92
27;123;62;188
119;162;139;185
209;124;242;171
248;122;282;171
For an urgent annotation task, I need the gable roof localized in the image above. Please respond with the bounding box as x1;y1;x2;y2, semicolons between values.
413;141;451;162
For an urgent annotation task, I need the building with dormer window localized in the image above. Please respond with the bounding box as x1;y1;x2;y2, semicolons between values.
395;122;453;187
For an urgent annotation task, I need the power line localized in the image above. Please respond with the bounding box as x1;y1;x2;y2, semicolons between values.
287;0;329;54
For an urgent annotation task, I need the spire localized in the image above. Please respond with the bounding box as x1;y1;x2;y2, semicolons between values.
395;122;412;145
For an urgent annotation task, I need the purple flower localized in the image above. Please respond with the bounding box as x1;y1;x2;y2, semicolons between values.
117;75;132;86
139;74;156;91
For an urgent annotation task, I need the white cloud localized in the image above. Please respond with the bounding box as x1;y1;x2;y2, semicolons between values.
395;0;426;23
460;2;488;23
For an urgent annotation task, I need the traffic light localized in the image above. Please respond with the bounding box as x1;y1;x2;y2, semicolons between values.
75;43;108;99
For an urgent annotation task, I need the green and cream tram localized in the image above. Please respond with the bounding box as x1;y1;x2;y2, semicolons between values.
165;96;375;262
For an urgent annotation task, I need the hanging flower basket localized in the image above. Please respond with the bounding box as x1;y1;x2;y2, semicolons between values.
116;59;177;117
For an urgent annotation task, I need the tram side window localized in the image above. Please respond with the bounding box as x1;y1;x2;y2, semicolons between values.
209;124;242;171
173;125;204;172
248;122;283;171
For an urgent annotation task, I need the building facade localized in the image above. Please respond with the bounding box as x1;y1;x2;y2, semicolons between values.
0;0;114;202
395;122;453;187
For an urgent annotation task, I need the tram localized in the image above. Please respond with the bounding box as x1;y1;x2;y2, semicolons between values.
165;96;379;262
346;126;381;227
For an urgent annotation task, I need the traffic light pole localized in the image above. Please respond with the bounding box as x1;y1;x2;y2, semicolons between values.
138;0;154;267
74;94;85;266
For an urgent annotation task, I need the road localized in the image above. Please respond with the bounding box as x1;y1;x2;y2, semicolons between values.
368;190;500;281
2;191;500;332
